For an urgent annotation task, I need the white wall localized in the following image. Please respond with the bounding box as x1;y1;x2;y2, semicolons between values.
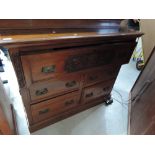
141;19;155;62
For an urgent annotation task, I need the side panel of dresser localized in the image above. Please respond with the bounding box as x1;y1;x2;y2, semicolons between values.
8;48;34;125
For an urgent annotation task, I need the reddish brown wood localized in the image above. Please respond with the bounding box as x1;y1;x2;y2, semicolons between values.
0;19;122;35
0;19;121;29
129;47;155;135
29;96;110;132
81;80;115;104
31;91;80;123
84;66;120;87
20;47;89;84
0;31;142;49
15;39;140;132
20;42;136;87
29;73;82;103
0;20;142;132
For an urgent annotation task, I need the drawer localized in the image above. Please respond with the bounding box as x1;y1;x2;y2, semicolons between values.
31;91;80;123
21;50;74;83
21;44;119;84
21;46;98;83
29;74;81;102
81;80;115;104
84;66;120;87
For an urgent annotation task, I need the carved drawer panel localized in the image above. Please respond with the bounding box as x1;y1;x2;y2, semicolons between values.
64;48;116;73
81;80;115;104
29;73;81;103
84;66;120;87
31;91;80;123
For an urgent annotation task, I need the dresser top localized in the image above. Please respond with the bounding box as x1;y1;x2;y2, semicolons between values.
0;19;143;49
0;31;143;48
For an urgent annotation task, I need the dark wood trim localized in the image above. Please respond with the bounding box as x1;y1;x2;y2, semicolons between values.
9;48;26;88
20;88;34;125
0;19;122;29
0;19;123;36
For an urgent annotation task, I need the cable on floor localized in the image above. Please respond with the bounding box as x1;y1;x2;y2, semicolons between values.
111;89;130;108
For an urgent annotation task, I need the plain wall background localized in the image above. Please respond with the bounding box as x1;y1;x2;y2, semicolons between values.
141;19;155;62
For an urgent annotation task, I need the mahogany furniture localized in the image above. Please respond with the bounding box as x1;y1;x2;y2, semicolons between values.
0;20;143;132
129;47;155;134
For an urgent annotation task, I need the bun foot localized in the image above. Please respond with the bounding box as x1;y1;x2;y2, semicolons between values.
105;98;113;106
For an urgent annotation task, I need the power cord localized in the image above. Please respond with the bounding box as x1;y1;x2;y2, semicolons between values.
111;89;131;109
113;89;132;103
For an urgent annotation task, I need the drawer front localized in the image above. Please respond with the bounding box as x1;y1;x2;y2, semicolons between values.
85;66;120;86
29;74;81;102
21;50;75;83
31;91;80;123
21;44;119;84
21;42;135;85
21;46;99;83
82;80;115;104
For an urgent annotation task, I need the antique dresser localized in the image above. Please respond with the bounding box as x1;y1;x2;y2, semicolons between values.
0;20;143;132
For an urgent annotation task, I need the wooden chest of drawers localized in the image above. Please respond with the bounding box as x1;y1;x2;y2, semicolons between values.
17;41;137;132
0;20;143;132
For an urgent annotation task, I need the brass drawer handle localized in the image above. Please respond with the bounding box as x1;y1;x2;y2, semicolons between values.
39;108;49;115
85;92;93;98
36;88;48;96
65;100;75;106
89;75;98;81
65;81;77;88
42;65;56;73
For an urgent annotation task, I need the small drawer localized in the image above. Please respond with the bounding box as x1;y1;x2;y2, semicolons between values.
82;80;115;104
21;51;72;83
85;66;119;87
31;91;80;123
29;74;81;102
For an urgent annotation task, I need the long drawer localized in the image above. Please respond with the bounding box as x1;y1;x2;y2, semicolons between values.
84;66;120;87
29;73;81;103
81;80;115;104
21;42;135;86
31;91;80;123
20;43;129;84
